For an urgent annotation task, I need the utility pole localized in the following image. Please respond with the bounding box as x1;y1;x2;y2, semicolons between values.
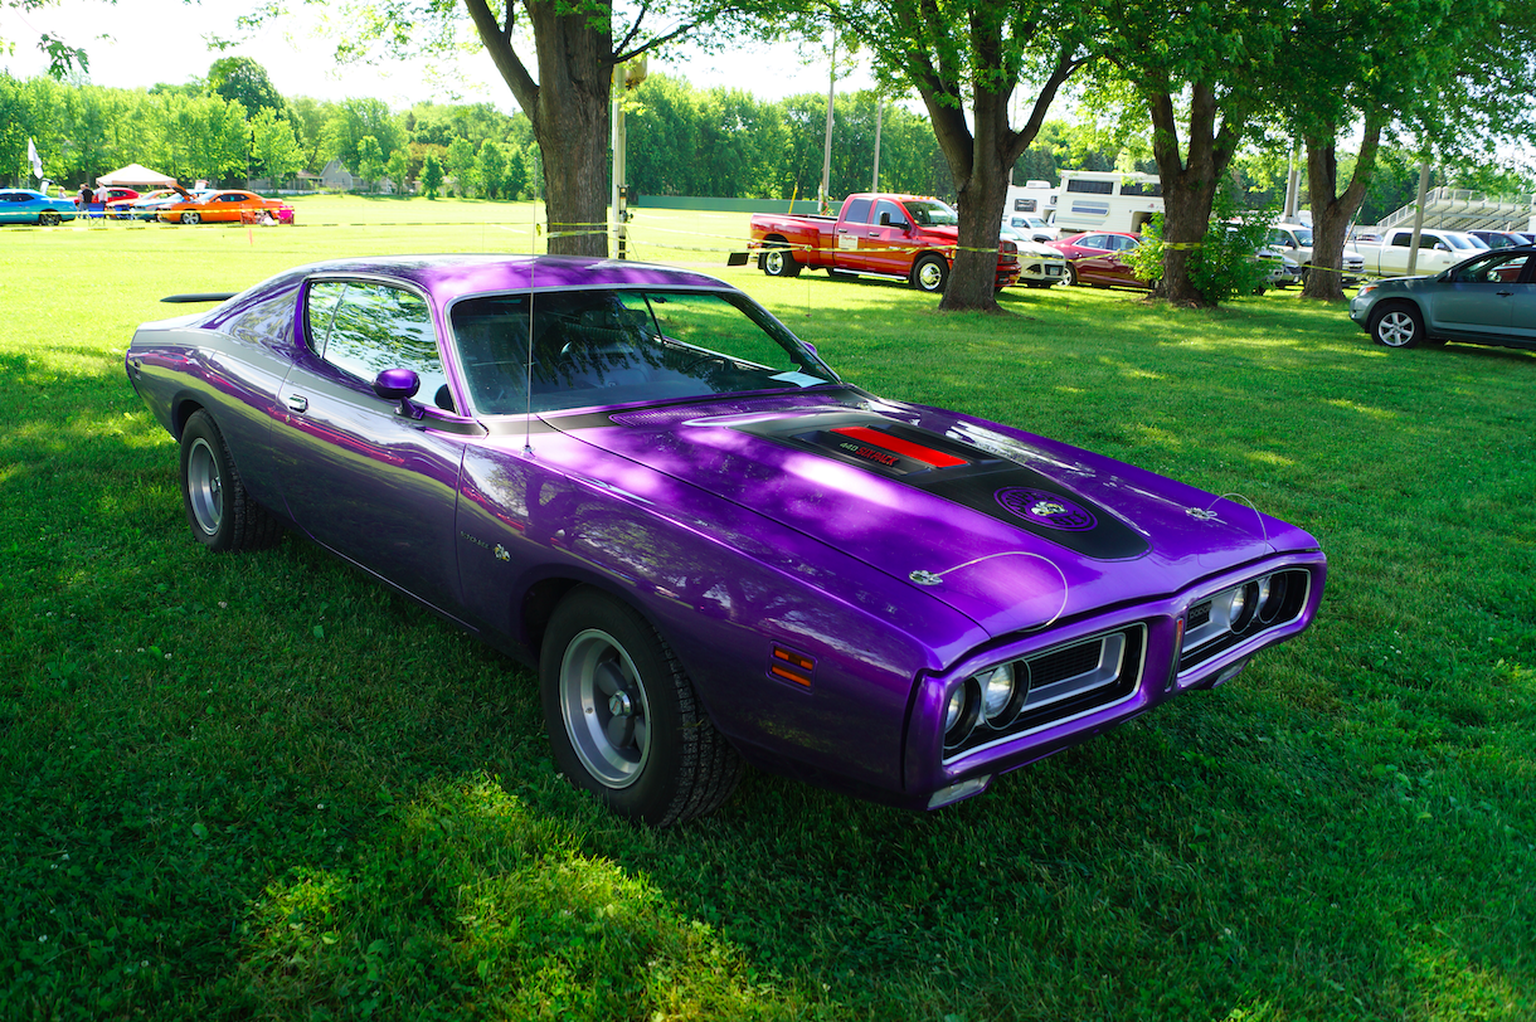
871;98;883;191
1407;161;1431;275
820;32;834;213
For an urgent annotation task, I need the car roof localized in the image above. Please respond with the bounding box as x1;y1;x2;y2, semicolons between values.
240;255;736;305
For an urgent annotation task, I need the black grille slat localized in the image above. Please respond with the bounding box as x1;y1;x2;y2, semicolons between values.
1028;641;1102;686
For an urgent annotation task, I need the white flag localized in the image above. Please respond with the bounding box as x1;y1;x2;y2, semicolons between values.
27;138;44;179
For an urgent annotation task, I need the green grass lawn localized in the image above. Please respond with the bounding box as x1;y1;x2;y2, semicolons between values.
2;196;1533;1020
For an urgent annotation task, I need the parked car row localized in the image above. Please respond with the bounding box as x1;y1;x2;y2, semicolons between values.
1;184;296;227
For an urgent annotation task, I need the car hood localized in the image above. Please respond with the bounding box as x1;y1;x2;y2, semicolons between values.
545;392;1316;638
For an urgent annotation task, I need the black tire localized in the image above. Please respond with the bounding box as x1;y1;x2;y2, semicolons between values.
181;210;201;225
911;253;949;293
1063;262;1079;287
760;243;802;278
1369;301;1425;349
39;211;60;227
540;587;742;826
179;410;282;552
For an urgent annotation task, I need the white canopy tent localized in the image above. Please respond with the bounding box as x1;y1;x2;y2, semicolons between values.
96;163;177;188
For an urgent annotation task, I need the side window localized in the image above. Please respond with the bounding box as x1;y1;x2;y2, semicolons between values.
843;197;873;224
227;289;297;347
1391;233;1412;248
305;281;450;408
874;199;905;227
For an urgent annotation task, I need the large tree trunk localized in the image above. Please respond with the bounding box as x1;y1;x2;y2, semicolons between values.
1301;114;1382;302
909;19;1080;312
932;79;1014;311
1145;83;1240;307
465;0;611;257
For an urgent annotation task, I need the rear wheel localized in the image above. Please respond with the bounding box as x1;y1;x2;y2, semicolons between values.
179;410;282;551
1370;301;1425;348
39;211;60;227
541;587;742;826
760;243;802;277
911;254;949;293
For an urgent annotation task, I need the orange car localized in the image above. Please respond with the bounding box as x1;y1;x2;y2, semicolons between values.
157;189;295;225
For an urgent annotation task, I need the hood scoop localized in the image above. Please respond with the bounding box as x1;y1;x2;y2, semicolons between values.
735;414;1150;561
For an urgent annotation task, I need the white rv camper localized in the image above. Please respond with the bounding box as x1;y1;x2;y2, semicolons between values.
1005;171;1166;236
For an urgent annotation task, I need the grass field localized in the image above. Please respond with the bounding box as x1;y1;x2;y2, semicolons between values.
2;194;1534;1020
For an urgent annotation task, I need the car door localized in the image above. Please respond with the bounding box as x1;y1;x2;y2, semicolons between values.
1072;234;1120;285
270;277;471;614
862;198;916;277
1429;251;1530;338
1501;255;1536;342
0;191;29;224
212;192;254;222
832;196;877;273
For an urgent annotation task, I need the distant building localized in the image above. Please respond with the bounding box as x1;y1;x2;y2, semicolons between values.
319;160;355;191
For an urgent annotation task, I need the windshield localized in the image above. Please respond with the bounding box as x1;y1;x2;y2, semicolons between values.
450;288;839;414
904;199;959;227
1450;234;1483;250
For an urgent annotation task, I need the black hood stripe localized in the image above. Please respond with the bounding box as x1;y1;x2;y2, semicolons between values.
737;415;1150;561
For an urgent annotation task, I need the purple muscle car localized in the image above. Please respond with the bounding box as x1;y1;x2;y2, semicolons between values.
125;255;1326;825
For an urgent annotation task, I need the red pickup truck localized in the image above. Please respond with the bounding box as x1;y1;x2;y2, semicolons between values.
748;193;1020;293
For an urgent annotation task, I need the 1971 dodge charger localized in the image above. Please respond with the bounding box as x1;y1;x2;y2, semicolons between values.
125;255;1327;825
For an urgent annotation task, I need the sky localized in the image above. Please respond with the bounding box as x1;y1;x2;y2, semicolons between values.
0;0;875;109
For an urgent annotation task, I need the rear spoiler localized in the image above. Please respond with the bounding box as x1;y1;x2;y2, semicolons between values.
160;292;237;303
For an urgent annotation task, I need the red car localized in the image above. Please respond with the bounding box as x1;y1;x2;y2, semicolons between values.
1052;231;1149;289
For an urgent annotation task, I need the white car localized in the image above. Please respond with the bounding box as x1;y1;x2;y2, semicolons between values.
1001;225;1069;287
1002;214;1059;243
1268;223;1366;284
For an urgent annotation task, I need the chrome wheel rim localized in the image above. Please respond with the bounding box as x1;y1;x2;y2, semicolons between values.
764;249;786;274
1378;311;1415;346
917;261;944;290
559;628;650;788
186;437;223;536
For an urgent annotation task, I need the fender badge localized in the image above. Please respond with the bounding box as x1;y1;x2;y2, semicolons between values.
494;544;511;561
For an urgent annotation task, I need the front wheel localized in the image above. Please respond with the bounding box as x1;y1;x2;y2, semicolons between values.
39;211;60;227
911;254;949;293
1370;302;1425;348
1063;262;1079;287
541;587;742;826
181;211;201;225
179;410;282;551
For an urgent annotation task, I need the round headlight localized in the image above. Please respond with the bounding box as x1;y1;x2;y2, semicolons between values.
980;665;1015;723
1229;582;1259;632
944;686;967;732
943;679;980;748
1258;572;1289;623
